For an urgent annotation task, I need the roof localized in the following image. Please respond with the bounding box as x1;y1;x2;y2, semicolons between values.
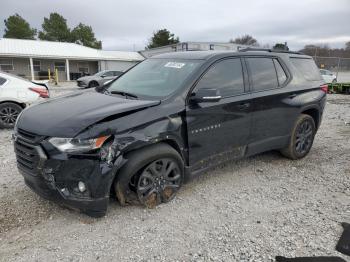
0;38;144;61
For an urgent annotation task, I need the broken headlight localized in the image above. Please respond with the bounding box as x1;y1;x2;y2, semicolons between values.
48;136;110;153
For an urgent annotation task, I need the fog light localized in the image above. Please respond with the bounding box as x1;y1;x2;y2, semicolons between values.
78;181;86;192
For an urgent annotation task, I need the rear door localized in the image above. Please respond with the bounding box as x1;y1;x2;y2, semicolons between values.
245;56;294;154
186;57;252;171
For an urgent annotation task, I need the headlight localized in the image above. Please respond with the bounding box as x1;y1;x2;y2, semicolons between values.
48;136;110;153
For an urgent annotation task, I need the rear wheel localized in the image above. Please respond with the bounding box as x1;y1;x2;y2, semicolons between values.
114;143;184;208
0;102;23;129
280;114;316;160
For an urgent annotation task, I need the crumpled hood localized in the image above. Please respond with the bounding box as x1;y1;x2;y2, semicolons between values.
17;90;160;137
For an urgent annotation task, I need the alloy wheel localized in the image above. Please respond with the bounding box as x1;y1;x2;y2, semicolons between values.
137;158;182;208
0;106;19;125
295;119;313;155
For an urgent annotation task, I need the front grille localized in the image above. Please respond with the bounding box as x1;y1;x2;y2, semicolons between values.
14;129;45;176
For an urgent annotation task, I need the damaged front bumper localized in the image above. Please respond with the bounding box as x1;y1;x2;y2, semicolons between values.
14;133;115;217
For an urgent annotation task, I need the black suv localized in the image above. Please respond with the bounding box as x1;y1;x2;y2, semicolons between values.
13;49;327;217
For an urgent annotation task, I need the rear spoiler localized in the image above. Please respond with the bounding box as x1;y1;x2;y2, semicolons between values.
31;81;49;91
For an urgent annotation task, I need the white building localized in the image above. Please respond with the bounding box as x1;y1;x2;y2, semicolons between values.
0;38;144;81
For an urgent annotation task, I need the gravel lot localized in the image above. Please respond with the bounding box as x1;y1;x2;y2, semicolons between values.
0;87;349;262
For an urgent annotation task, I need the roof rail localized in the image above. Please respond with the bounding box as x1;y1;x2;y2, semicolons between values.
238;47;303;55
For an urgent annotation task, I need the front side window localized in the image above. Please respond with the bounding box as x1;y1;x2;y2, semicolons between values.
108;59;201;99
247;57;278;91
0;59;14;71
195;58;245;97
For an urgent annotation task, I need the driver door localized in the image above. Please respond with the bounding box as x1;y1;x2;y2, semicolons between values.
186;58;252;172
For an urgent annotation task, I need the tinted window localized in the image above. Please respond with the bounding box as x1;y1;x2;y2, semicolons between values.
0;77;7;86
247;58;278;91
195;58;244;97
273;59;287;86
290;58;322;81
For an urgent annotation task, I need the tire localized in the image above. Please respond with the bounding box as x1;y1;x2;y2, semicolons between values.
114;143;184;208
88;81;99;89
280;114;316;160
0;102;23;129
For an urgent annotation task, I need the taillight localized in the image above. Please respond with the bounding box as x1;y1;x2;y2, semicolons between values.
320;84;328;93
29;87;49;98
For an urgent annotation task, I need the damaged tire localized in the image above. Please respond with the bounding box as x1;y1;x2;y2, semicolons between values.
280;114;316;160
114;143;184;208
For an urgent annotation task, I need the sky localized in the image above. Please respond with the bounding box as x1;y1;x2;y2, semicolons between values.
0;0;349;52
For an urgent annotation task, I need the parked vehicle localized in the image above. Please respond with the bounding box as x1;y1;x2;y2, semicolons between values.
76;70;123;88
320;69;337;83
0;72;49;128
13;49;326;217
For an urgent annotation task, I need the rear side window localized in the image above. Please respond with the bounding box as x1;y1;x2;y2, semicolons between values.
273;59;287;86
0;77;7;86
290;58;322;81
195;58;244;97
247;57;278;91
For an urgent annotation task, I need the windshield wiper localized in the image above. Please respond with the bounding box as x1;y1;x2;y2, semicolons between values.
109;90;138;99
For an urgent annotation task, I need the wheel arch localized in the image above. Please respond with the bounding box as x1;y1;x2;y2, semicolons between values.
112;141;185;206
0;100;26;109
301;107;320;129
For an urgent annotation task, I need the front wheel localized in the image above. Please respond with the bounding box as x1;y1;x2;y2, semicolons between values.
137;158;182;208
0;102;23;129
114;143;184;208
280;114;316;160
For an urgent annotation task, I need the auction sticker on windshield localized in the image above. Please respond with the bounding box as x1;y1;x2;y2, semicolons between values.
164;62;186;69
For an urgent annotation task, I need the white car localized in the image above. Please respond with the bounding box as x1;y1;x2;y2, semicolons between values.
0;71;49;128
320;69;337;84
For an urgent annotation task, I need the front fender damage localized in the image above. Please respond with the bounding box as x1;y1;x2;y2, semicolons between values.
89;115;186;206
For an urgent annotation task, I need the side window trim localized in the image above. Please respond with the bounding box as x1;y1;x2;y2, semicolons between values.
190;57;248;100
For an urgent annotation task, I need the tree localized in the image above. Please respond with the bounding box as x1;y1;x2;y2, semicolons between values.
273;42;289;51
147;29;179;49
3;14;36;39
346;41;350;51
71;23;102;49
230;34;258;46
38;13;71;42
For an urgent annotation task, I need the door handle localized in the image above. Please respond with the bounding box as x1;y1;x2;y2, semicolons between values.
237;102;250;110
288;94;297;99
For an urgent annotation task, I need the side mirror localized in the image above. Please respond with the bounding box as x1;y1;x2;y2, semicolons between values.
190;88;221;103
100;74;106;78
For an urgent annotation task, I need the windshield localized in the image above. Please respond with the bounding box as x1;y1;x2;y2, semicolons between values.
107;58;202;99
95;70;108;76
